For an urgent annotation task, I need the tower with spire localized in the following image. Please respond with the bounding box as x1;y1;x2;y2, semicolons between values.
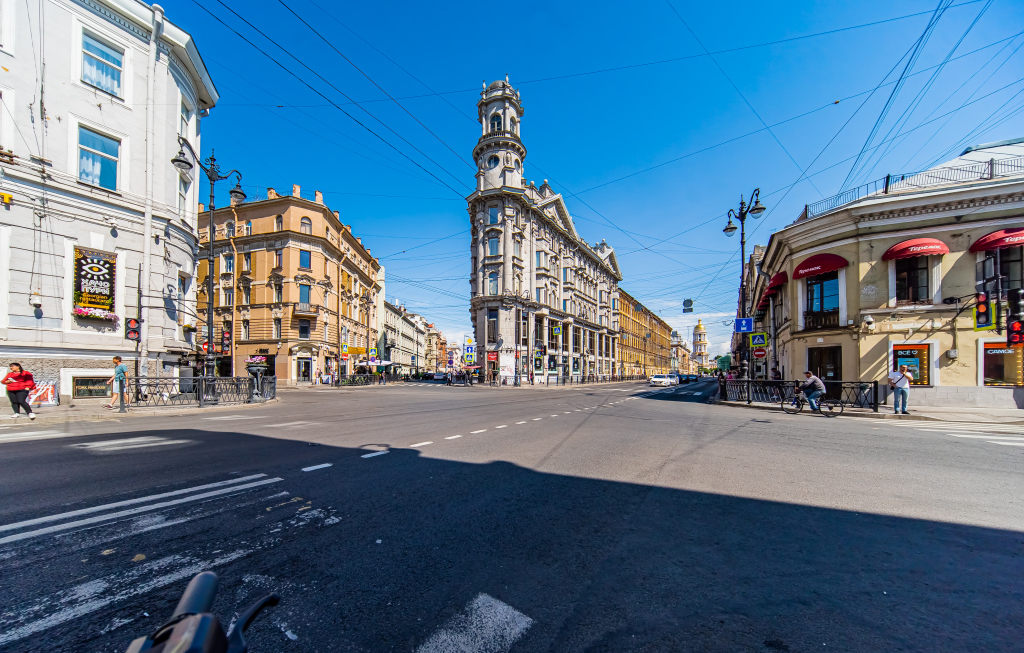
693;319;709;369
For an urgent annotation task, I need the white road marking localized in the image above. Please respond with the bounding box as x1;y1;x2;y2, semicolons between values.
574;409;581;412
495;425;507;429
361;450;389;458
411;442;433;447
471;429;487;434
202;415;264;421
989;441;1024;446
415;593;533;653
445;435;462;440
948;434;1024;440
69;437;193;452
301;463;333;472
264;421;316;428
0;478;283;545
0;474;268;534
515;421;526;425
532;418;542;421
0;430;69;444
551;415;559;417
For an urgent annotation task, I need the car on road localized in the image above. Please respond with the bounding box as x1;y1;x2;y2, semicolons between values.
650;374;672;387
667;373;681;385
433;372;446;381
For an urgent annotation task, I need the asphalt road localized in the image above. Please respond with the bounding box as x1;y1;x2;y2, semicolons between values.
1;378;1022;652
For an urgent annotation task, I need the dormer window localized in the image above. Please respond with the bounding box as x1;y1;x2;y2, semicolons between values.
490;114;502;132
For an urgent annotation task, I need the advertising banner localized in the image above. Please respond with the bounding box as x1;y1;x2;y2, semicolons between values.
29;382;59;406
73;247;116;313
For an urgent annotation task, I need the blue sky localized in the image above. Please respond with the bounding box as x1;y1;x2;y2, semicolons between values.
165;0;1024;354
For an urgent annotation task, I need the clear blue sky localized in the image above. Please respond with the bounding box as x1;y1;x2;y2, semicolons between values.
164;0;1024;354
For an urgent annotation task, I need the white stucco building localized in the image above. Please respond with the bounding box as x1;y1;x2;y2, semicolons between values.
468;78;622;382
0;0;216;402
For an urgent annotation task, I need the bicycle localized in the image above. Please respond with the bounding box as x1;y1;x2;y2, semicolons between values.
125;571;278;653
781;387;843;417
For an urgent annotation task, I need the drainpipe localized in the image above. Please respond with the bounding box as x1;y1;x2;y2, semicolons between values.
139;5;164;376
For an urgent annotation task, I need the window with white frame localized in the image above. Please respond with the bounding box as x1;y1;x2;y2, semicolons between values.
78;126;120;190
82;32;123;96
222;253;234;273
222;287;234;306
180;103;192;139
178;176;190;217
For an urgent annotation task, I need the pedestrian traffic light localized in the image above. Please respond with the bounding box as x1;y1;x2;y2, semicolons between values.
1008;319;1024;346
975;292;994;330
125;317;141;342
1008;288;1024;320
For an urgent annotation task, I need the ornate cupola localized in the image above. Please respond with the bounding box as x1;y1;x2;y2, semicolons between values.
474;75;526;192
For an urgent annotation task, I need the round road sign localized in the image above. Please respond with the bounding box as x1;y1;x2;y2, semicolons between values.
752;347;767;359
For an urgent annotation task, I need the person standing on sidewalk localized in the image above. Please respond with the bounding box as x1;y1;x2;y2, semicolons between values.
105;356;130;409
888;364;913;414
2;363;37;419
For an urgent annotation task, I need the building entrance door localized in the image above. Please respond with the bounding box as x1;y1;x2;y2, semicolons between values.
808;346;842;398
297;358;312;382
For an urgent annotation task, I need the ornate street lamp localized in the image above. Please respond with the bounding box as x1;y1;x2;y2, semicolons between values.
723;188;766;379
173;138;244;378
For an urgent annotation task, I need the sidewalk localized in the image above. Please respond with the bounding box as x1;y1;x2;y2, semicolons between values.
6;397;276;425
716;399;1024;424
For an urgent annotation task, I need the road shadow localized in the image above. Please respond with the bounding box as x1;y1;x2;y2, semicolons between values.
1;430;1022;652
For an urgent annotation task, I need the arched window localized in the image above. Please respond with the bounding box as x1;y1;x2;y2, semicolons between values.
245;220;252;235
487;155;500;169
225;221;235;237
300;217;312;234
490;114;502;132
488;271;498;296
514;159;521;172
275;215;283;231
514;274;522;295
510;117;517;133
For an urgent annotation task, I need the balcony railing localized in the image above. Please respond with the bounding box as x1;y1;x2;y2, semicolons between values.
802;310;840;330
479;129;521;142
294;302;319;316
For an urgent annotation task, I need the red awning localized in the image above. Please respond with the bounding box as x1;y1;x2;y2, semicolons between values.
793;253;849;280
882;238;949;260
969;228;1024;253
767;271;788;288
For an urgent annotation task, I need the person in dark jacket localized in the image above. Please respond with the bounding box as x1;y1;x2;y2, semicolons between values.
798;371;827;411
2;362;37;419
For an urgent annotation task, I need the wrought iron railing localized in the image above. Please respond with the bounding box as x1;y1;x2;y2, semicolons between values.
125;376;277;408
806;155;1024;219
723;379;878;411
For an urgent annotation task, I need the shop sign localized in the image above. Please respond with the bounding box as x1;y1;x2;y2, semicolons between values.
73;247;116;312
487;351;498;361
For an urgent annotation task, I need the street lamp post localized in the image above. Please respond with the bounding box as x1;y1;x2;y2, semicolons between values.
722;188;766;380
172;140;245;379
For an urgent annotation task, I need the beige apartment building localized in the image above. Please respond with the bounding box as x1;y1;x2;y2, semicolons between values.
197;185;381;384
616;288;671;376
748;138;1024;407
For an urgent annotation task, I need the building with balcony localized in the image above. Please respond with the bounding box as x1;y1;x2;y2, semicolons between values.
748;138;1024;406
468;78;622;382
616;289;671;376
197;185;381;384
0;0;216;403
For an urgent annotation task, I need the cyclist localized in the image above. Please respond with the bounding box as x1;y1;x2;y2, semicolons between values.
797;370;826;412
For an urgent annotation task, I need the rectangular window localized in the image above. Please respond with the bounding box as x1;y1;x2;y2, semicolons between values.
178;177;190;217
299;319;310;340
78;126;119;190
521;311;529;346
223;254;234;273
242;253;251;271
488;236;499;256
563;299;568;312
273;317;282;339
275;249;283;268
299;250;311;269
241;319;250;340
488;207;499;224
82;33;123;96
806;272;839;312
514;239;521;257
242;286;250;305
983;343;1024;386
563;268;568;282
892;344;930;386
536;288;542;303
983;248;1024;292
274;284;283;303
299;284;311;304
487;309;498;344
180;103;192;139
222;288;234;306
895;256;930;304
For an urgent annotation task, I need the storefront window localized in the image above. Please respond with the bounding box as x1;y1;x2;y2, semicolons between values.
983;343;1024;386
895;256;929;304
892;344;930;385
73;377;110;398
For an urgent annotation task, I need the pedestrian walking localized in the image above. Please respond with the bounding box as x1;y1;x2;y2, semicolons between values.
2;362;37;419
771;367;782;380
888;364;913;414
105;356;130;409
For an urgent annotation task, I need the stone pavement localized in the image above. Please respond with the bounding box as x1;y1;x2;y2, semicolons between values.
717;399;1024;424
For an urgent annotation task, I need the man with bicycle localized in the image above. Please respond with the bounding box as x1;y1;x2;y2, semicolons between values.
797;370;827;412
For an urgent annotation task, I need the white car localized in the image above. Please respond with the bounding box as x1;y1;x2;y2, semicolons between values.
650;374;672;387
667;374;681;385
433;372;446;381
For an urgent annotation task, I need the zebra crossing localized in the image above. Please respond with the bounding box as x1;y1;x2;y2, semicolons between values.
904;421;1024;448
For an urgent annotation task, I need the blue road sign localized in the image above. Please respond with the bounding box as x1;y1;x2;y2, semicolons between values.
749;332;768;347
735;317;754;333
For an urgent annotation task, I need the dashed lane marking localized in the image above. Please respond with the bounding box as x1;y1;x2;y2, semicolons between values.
990;441;1024;446
532;418;542;421
361;450;390;458
202;415;265;421
411;442;433;447
445;435;462;440
495;425;507;429
515;421;526;424
301;463;332;472
471;429;487;434
69;437;193;453
264;421;317;428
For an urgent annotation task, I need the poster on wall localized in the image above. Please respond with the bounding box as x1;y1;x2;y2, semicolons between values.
29;382;59;406
73;247;117;320
893;345;930;385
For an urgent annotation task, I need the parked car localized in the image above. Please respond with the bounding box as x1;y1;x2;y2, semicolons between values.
433;372;446;381
650;374;672;387
667;373;681;385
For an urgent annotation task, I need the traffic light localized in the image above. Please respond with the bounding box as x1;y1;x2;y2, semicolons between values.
221;328;231;352
1008;288;1024;319
1007;289;1024;345
974;292;994;330
125;317;141;342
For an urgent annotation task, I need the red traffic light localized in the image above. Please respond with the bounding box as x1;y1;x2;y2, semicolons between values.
126;318;140;329
977;291;988;304
1009;321;1024;346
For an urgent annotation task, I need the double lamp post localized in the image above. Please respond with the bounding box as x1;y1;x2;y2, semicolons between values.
723;188;766;379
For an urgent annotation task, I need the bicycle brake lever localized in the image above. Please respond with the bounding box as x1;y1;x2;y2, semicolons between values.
225;593;280;653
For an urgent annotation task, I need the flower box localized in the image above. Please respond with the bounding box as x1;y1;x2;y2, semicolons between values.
73;307;118;323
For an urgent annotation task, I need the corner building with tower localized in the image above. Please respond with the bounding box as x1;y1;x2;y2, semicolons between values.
467;79;622;382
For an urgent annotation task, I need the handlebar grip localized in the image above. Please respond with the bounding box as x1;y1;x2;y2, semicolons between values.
171;571;218;618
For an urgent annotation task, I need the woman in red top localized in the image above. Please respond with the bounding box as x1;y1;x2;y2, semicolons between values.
1;362;36;419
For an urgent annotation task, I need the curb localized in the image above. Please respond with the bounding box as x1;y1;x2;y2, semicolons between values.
714;400;1024;424
9;398;278;425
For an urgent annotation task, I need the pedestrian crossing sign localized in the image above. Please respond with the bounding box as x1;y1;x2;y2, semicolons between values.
749;332;768;347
